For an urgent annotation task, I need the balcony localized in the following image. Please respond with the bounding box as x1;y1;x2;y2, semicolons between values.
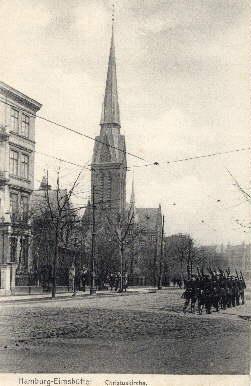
10;211;30;226
0;125;9;141
0;170;9;185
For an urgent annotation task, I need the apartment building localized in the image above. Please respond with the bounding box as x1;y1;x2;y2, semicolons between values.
0;81;41;293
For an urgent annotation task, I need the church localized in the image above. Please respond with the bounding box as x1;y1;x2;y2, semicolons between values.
84;22;163;284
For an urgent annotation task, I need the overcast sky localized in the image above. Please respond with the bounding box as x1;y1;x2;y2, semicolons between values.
0;0;250;245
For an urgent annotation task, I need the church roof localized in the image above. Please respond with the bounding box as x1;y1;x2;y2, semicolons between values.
100;26;120;127
135;207;162;232
30;188;68;216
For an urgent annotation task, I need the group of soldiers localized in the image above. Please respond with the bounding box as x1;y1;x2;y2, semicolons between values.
182;268;246;315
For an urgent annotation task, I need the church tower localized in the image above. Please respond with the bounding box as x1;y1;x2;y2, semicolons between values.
91;22;126;217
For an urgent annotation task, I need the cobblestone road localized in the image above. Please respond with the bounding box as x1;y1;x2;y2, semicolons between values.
0;288;250;374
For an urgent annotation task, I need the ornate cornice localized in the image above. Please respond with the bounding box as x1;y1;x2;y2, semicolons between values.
0;81;42;112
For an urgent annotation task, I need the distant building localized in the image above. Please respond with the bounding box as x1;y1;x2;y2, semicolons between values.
224;242;251;279
199;242;251;280
125;181;163;285
0;82;41;293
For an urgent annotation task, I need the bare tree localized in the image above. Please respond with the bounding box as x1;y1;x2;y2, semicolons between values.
164;233;204;279
34;170;81;298
103;205;135;291
227;169;251;232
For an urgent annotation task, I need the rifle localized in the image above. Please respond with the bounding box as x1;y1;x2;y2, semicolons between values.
207;266;215;278
218;267;223;275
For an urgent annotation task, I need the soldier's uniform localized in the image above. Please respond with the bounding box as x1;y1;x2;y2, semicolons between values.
197;288;205;315
239;279;246;305
182;278;193;313
204;287;212;314
219;285;227;310
226;282;232;308
212;286;220;312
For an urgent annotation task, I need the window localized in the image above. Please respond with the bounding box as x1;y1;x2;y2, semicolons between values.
100;172;104;204
9;150;19;176
106;174;112;207
21;114;30;137
10;108;19;132
10;237;17;262
10;193;19;221
20;154;29;179
21;237;29;269
21;195;29;220
140;240;145;248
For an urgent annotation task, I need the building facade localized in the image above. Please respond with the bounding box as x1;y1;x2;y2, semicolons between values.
0;82;41;293
126;182;163;285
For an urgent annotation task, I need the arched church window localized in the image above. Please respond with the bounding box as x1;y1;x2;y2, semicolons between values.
106;173;112;208
100;172;104;204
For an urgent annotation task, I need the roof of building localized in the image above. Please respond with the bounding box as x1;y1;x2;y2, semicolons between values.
30;176;69;214
135;207;161;232
0;81;42;111
30;187;68;216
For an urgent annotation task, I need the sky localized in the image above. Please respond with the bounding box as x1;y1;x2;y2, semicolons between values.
0;0;250;245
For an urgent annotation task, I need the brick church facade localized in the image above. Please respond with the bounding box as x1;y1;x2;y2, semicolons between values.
84;25;163;282
91;26;126;218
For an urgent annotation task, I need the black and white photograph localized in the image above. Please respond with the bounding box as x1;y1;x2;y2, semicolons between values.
0;1;250;385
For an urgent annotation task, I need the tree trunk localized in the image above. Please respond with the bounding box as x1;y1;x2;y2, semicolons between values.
51;233;58;298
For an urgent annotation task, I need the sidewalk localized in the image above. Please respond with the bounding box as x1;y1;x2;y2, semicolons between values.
0;286;157;304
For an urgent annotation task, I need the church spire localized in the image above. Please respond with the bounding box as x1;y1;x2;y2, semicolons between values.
100;7;120;128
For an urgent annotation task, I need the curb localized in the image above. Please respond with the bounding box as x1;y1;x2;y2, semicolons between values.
0;289;156;305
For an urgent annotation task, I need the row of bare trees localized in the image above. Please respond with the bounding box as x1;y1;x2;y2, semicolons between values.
15;170;225;294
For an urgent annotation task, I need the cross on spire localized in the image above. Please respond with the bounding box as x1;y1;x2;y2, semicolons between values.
112;3;115;23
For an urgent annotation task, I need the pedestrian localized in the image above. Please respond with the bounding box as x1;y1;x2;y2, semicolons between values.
123;272;128;292
114;272;120;292
69;263;76;294
80;266;88;292
108;273;115;291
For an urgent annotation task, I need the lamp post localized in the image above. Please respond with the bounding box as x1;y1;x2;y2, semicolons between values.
72;236;78;297
90;185;96;295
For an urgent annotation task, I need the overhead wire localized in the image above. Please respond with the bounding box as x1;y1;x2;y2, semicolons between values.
0;97;147;163
2;97;250;168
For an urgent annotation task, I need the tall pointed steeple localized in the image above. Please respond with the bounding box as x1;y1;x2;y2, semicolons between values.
91;5;126;217
100;14;120;128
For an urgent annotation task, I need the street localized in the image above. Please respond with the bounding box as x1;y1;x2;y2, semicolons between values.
0;287;250;374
